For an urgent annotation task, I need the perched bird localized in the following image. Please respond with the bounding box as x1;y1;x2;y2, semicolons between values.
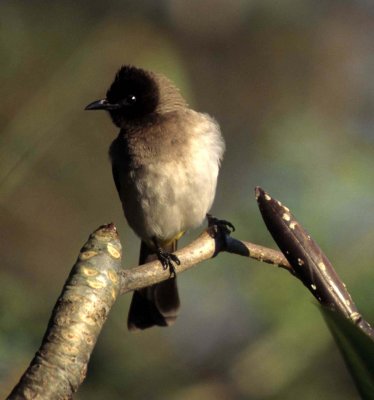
85;65;225;330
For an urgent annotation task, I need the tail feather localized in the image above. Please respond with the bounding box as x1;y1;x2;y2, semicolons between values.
127;240;180;331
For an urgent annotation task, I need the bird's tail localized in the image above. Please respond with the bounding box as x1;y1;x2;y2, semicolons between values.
127;240;180;331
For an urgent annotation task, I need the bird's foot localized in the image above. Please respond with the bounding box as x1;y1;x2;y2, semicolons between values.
206;213;235;237
157;248;181;277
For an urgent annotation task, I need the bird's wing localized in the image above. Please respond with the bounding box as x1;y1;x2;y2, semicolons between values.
111;162;121;196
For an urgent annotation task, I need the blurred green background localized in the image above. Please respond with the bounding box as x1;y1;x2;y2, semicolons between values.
1;1;373;399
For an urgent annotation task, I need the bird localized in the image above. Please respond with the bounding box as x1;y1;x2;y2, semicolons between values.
85;65;225;331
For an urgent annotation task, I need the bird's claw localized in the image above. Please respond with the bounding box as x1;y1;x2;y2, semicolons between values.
157;249;180;277
207;213;235;236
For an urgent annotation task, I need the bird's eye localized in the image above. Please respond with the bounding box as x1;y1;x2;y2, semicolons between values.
126;95;137;104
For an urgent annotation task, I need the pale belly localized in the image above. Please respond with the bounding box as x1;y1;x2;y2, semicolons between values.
121;157;218;245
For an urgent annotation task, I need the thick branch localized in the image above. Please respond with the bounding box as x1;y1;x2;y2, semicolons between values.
8;224;122;400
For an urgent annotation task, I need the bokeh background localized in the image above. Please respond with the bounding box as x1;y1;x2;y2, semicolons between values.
1;1;373;399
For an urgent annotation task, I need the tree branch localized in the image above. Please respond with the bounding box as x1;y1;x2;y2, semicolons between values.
8;224;122;400
8;224;291;399
120;228;292;294
8;187;373;398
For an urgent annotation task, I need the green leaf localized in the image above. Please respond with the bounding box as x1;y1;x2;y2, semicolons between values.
321;307;374;399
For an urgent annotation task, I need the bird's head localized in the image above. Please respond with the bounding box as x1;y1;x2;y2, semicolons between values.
85;65;186;128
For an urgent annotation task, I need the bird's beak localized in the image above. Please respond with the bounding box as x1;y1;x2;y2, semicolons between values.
84;99;121;111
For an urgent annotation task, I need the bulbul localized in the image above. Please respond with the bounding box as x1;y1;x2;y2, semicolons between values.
85;65;225;330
